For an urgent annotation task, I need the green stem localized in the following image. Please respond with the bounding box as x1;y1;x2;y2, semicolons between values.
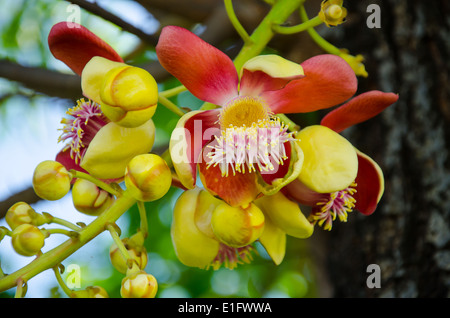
276;114;300;132
137;201;148;239
272;15;322;34
107;224;131;260
158;85;187;99
14;279;25;298
0;193;136;292
158;95;187;117
70;170;121;197
224;0;252;44
233;0;306;72
299;5;341;55
44;215;81;232
53;266;73;297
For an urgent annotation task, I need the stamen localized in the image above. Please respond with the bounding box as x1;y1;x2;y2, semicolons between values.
309;182;357;231
58;99;107;164
206;117;295;177
207;243;255;270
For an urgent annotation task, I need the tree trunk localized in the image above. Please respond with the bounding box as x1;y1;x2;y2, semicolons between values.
320;0;450;297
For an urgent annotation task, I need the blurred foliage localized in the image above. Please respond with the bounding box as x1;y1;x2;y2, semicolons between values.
0;0;319;298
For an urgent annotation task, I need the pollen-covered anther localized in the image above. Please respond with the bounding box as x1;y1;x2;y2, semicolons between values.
309;182;357;231
208;243;255;270
206;117;295;177
58;98;107;164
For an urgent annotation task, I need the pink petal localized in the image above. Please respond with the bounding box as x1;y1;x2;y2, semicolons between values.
354;151;384;216
261;54;357;114
321;91;399;133
198;154;261;208
281;179;329;207
48;22;123;76
156;26;239;106
239;69;304;97
170;109;221;190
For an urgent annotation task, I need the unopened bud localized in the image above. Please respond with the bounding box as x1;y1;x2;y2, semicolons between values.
120;271;158;298
72;286;109;298
211;203;265;248
100;65;158;128
5;202;46;230
72;179;114;216
11;224;45;256
124;154;172;202
109;238;148;274
32;160;72;201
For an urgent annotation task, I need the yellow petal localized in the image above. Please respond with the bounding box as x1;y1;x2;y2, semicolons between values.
171;188;220;269
255;192;313;239
241;54;304;79
81;56;127;104
258;216;286;265
80;119;155;179
296;125;358;193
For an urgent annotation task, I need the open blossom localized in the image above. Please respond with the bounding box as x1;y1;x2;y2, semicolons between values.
47;23;157;180
157;25;398;266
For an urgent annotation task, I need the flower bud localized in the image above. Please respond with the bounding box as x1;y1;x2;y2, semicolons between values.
319;0;347;27
109;238;148;274
100;65;158;128
72;286;109;298
339;52;368;78
120;271;158;298
11;224;45;256
32;160;72;201
72;179;114;216
5;202;46;230
124;154;172;202
211;202;265;248
296;125;358;193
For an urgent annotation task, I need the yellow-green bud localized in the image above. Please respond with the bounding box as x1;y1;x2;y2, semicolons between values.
120;271;158;298
32;160;72;201
11;224;45;256
109;238;148;274
100;65;158;128
5;202;46;230
72;179;114;216
211;203;265;248
72;286;109;298
124;154;172;202
319;0;347;27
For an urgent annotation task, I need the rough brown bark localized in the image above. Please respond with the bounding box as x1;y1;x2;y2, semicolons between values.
320;0;450;298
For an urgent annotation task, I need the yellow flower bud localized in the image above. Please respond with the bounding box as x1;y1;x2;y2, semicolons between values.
72;179;114;216
11;224;45;256
124;154;172;202
32;160;72;201
72;286;109;298
211;203;265;248
5;202;46;230
171;188;220;269
296;125;358;193
339;52;368;78
319;0;347;27
109;239;148;274
100;65;158;128
120;271;158;298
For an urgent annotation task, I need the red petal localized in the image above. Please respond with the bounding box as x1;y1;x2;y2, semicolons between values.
281;179;328;207
354;151;384;216
259;141;292;185
55;148;89;175
170;109;221;189
48;22;123;76
156;26;239;106
321;91;399;133
261;54;357;114
198;154;261;208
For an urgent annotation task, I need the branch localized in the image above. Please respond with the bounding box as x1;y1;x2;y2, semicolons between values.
0;60;82;100
68;0;160;46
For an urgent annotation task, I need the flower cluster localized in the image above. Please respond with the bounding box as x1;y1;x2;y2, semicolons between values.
0;1;399;298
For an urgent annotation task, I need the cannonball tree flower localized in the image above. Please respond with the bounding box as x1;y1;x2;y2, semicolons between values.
48;22;157;180
156;26;360;208
280;90;399;230
171;188;313;269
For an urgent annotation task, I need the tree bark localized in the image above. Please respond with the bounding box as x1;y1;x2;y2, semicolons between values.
321;0;450;297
